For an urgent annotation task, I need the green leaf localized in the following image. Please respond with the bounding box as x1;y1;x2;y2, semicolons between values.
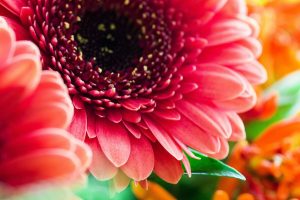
246;70;300;140
188;149;245;181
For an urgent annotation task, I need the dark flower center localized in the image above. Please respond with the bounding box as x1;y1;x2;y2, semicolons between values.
75;10;143;72
26;0;182;110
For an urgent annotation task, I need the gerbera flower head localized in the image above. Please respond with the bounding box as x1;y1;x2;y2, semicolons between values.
0;17;91;192
0;0;267;188
218;118;300;200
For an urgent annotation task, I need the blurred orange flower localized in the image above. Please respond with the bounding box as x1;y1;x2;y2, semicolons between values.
132;181;175;200
218;117;300;200
243;0;300;121
213;190;255;200
248;0;300;86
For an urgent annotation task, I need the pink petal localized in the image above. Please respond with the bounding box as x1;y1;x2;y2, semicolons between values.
214;81;257;113
170;0;226;23
86;109;97;138
207;137;229;159
96;118;131;167
2;128;74;158
13;40;40;57
87;139;118;180
153;143;183;184
159;115;220;155
121;98;153;111
0;87;27;121
121;109;141;123
0;55;40;90
123;121;142;138
219;0;247;16
9;72;73;136
226;112;245;141
153;108;181;121
177;82;198;94
68;109;87;141
0;55;41;115
33;72;71;107
176;100;232;138
121;136;154;181
182;154;192;178
203;19;251;47
2;16;31;40
0;150;81;186
199;44;254;66
186;64;246;100
72;95;85;109
73;138;92;171
237;37;262;58
201;0;228;13
0;23;14;64
139;128;157;143
107;108;122;123
231;60;267;85
0;0;26;16
143;116;183;160
174;137;201;160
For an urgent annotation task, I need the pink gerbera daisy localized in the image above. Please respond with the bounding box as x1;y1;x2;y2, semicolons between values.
0;0;266;189
0;17;91;193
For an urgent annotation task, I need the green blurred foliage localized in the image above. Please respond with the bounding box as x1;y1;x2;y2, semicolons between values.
246;71;300;140
75;175;135;200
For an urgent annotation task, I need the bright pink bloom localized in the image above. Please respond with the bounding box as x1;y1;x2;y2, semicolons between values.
0;0;266;189
0;17;91;190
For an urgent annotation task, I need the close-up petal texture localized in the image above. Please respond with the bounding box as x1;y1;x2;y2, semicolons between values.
0;17;92;196
0;0;266;188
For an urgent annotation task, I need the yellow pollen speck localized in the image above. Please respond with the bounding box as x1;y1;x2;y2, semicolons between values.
106;34;114;40
98;24;106;31
78;51;83;60
76;34;88;44
101;47;113;54
64;22;70;29
147;54;153;59
131;68;138;75
110;23;116;30
124;0;130;5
